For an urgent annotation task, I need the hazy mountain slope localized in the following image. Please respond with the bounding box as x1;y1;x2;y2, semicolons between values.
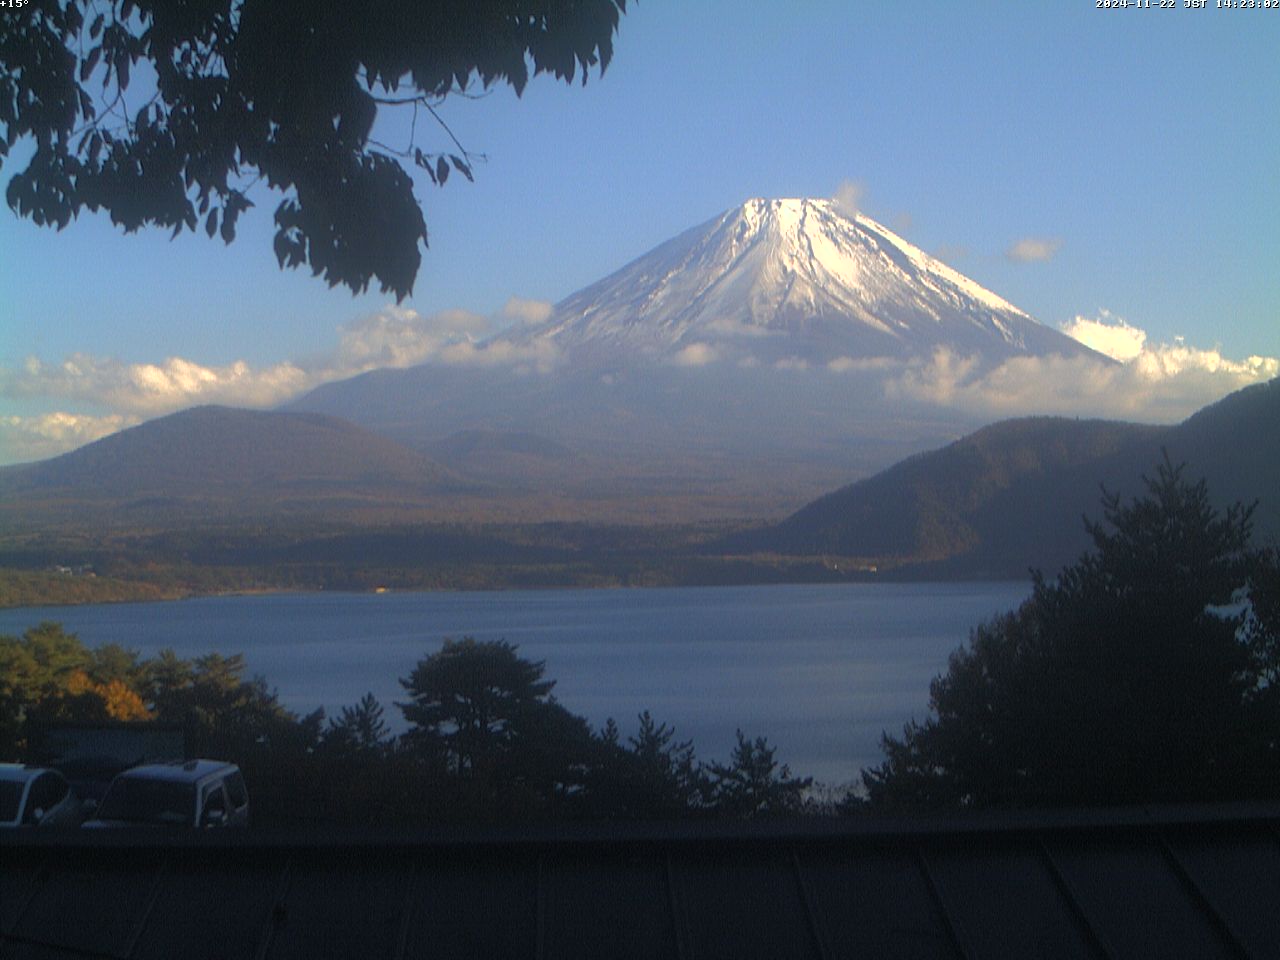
289;360;967;517
1165;378;1280;542
742;378;1280;575
0;406;458;528
747;418;1166;567
0;406;451;493
427;430;575;463
422;430;578;489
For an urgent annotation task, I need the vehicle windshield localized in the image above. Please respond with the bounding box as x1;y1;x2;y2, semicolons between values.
96;778;195;825
0;781;23;823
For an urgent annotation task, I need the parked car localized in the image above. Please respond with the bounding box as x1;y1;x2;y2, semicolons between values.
83;760;249;829
0;764;82;828
53;753;138;805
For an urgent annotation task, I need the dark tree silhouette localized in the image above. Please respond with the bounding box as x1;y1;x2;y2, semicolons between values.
863;456;1277;808
398;637;555;775
146;650;322;760
1244;549;1280;685
322;691;390;755
398;637;606;817
1;0;628;298
626;711;706;812
1;621;839;824
707;730;812;818
587;711;710;818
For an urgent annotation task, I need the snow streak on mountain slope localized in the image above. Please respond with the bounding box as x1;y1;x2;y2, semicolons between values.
503;198;1095;367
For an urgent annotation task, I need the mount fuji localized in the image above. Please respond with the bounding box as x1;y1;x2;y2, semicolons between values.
291;199;1105;518
498;197;1091;369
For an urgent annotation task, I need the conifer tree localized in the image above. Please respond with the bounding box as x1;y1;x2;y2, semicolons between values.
864;456;1275;807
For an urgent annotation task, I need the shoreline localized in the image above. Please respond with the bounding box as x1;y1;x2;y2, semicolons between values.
0;560;1028;612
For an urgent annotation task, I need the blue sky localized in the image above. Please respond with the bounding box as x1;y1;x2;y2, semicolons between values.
1;1;1277;462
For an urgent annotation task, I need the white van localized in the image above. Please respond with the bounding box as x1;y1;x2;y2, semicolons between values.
83;759;249;829
0;764;81;828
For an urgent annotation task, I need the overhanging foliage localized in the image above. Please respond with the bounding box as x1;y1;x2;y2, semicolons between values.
1;0;627;298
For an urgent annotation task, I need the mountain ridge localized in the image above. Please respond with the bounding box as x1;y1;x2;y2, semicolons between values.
2;384;1275;603
737;378;1280;575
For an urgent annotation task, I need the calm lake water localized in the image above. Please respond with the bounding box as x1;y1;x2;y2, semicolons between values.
0;582;1031;785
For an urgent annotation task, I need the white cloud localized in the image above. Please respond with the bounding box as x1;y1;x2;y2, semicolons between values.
889;350;1109;415
8;293;1276;466
1;302;564;462
888;313;1279;423
828;355;895;374
333;305;490;371
832;180;865;219
774;356;810;371
1063;311;1279;385
7;306;550;403
4;354;312;415
0;412;139;465
1006;237;1062;263
1128;341;1277;382
332;304;564;374
670;343;719;367
499;296;554;327
436;338;561;374
1060;311;1146;362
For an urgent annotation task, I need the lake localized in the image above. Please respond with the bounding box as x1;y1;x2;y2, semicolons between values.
0;582;1031;785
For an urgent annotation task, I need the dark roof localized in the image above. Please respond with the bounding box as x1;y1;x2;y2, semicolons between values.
3;803;1280;959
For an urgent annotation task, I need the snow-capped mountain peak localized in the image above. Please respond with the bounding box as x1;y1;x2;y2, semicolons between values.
502;197;1090;368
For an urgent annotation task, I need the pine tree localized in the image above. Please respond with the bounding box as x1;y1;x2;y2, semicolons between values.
864;456;1274;807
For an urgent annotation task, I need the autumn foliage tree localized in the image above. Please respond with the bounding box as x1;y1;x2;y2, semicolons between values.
1;0;628;298
0;624;149;755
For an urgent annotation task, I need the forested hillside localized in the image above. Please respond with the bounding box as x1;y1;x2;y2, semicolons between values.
742;378;1280;576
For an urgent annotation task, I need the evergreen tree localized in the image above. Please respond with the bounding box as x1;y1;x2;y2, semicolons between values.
398;637;555;776
1243;548;1280;685
863;456;1275;807
628;711;707;814
323;692;390;755
586;711;709;818
708;731;811;818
